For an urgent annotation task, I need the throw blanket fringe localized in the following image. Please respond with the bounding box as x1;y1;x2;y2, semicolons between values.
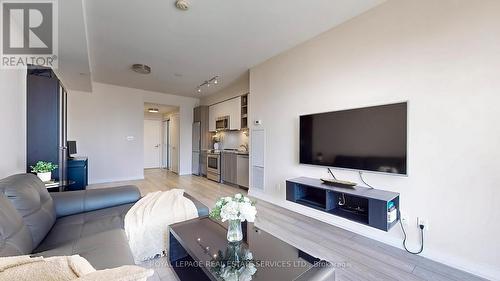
124;189;198;263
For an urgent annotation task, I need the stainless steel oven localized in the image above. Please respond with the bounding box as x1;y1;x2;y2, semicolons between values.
216;116;230;131
207;153;221;182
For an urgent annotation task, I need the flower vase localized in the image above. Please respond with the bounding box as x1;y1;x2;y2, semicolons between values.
227;220;243;242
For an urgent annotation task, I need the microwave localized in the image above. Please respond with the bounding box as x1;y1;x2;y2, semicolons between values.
216;116;230;131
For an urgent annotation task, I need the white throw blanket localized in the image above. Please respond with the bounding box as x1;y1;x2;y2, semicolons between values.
0;255;153;281
124;189;199;263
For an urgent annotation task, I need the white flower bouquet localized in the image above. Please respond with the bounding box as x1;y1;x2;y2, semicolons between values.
210;194;257;242
210;194;257;223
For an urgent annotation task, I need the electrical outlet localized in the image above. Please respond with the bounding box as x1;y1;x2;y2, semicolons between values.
417;217;429;231
400;211;409;226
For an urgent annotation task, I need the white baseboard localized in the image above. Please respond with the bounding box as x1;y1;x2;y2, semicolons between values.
249;189;500;281
89;176;144;185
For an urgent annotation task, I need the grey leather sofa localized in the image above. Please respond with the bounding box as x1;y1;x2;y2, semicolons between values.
0;173;209;269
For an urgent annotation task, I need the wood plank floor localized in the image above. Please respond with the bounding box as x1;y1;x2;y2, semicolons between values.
88;169;487;281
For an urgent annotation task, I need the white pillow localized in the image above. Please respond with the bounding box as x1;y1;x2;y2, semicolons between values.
0;255;154;281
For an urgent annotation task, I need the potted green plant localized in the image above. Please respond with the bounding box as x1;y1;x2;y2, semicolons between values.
30;161;58;182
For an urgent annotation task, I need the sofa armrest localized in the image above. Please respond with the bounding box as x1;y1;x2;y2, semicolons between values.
51;185;141;218
184;193;209;217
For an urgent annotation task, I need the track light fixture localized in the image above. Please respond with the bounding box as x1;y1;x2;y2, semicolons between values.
195;76;219;94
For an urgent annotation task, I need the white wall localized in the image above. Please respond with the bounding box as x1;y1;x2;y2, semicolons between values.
248;0;500;279
0;68;27;178
0;19;27;178
201;72;249;106
68;82;198;183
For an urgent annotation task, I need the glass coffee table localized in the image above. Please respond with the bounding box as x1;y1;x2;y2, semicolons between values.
169;217;335;281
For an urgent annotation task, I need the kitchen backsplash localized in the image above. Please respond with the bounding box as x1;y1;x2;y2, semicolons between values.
212;130;248;150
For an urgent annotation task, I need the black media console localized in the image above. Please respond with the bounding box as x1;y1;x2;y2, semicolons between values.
286;177;399;231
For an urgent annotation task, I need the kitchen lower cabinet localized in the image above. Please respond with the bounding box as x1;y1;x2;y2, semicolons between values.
221;152;237;184
237;155;249;188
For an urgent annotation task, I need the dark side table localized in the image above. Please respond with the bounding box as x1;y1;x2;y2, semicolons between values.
67;157;88;190
44;180;76;192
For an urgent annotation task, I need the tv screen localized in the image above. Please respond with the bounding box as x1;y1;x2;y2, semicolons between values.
299;102;407;175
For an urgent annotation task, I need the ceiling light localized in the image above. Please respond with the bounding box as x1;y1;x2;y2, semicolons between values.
209;76;219;85
132;64;151;74
148;108;159;113
196;75;220;94
175;0;189;10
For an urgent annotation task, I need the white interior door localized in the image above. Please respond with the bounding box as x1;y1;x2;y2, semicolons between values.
144;119;162;169
169;114;180;173
162;120;169;169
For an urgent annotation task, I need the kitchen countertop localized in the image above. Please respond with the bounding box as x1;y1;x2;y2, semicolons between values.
205;149;249;155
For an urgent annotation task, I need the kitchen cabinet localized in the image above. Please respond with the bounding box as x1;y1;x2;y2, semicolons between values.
201;151;207;176
241;94;248;129
222;152;249;188
237;155;249;188
226;97;241;130
208;96;242;131
221;152;237;184
208;104;217;132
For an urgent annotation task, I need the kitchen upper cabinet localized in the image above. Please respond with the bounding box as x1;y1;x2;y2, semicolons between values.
208;96;242;132
227;97;241;130
208;104;218;132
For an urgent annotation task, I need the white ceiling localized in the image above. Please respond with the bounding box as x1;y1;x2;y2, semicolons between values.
83;0;384;97
55;0;92;92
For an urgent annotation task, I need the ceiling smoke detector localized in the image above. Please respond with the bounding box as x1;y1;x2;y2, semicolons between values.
175;0;189;10
132;64;151;74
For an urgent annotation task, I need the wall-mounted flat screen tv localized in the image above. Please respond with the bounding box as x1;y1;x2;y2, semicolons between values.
299;102;407;175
